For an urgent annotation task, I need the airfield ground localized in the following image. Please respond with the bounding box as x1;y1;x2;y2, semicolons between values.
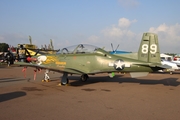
0;66;180;120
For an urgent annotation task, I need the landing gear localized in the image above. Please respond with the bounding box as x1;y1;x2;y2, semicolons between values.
42;79;50;82
42;69;50;82
80;74;88;82
170;71;173;75
60;78;69;85
60;72;69;85
57;73;89;86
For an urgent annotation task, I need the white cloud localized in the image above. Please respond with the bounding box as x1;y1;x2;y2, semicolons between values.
149;23;180;53
118;18;137;28
102;18;137;38
99;18;180;53
149;23;180;37
149;23;168;33
118;18;131;28
101;19;180;53
102;26;123;37
100;18;139;51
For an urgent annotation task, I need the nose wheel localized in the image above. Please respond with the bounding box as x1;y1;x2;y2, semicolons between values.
61;78;69;85
60;72;69;85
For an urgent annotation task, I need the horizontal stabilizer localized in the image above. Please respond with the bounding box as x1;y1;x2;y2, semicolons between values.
130;72;149;78
157;64;172;69
134;63;172;69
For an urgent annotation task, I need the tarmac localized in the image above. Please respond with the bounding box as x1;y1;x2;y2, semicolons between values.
0;66;180;120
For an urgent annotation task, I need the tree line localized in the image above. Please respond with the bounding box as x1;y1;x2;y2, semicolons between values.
0;43;9;52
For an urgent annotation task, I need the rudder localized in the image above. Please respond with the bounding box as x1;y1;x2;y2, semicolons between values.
138;33;161;63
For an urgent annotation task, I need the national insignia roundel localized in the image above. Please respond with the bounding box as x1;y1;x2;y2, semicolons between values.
114;59;125;70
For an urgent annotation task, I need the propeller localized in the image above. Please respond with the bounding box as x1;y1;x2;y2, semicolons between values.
26;57;37;62
111;43;119;52
34;49;40;56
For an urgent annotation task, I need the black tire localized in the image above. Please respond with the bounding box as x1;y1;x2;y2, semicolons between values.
61;78;69;85
80;74;88;82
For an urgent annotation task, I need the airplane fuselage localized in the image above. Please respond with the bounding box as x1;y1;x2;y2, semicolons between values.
37;51;161;75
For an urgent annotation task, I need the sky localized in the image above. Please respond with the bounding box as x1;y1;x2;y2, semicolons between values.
0;0;180;53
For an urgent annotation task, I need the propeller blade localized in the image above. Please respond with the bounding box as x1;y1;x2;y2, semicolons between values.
111;43;114;52
34;49;40;56
115;44;119;51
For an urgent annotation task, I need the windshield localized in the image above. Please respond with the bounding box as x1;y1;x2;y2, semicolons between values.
57;44;99;54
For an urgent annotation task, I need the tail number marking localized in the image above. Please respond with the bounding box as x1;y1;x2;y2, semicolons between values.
142;44;157;54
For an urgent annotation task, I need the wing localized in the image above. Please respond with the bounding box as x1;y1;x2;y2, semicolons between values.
14;62;85;75
133;62;172;69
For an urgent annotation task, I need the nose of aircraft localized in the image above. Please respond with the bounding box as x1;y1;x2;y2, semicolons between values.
27;57;31;62
26;57;37;62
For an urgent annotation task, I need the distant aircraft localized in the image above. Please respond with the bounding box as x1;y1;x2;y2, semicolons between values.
160;59;180;74
159;54;180;74
15;32;170;85
172;57;180;67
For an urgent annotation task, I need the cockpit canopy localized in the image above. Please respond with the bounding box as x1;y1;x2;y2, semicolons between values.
58;44;99;54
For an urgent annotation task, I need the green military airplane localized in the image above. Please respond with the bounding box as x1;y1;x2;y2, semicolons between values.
15;32;170;85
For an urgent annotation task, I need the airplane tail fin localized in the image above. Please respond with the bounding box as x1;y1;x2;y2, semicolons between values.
138;33;161;64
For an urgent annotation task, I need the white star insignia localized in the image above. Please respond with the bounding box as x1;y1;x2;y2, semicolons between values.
115;60;124;69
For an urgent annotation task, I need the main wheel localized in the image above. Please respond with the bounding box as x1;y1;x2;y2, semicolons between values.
80;74;88;82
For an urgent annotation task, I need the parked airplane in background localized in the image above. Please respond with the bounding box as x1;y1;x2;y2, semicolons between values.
15;32;170;85
160;59;180;74
159;54;180;74
172;57;180;67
